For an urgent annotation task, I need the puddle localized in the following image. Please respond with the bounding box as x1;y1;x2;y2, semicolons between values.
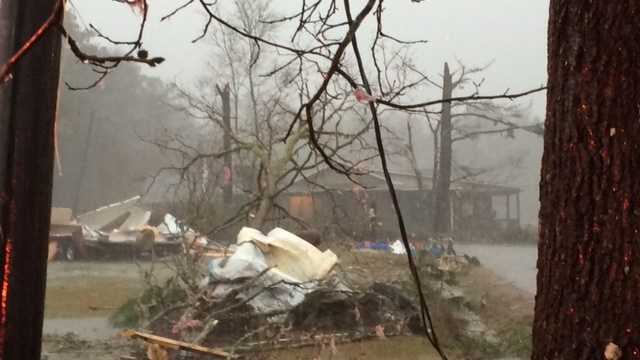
457;244;537;294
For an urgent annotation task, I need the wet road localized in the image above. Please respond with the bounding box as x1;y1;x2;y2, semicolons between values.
43;261;164;339
457;244;538;295
43;317;115;340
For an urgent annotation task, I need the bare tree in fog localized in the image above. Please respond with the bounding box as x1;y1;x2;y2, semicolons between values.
54;14;178;212
400;61;540;233
146;1;378;232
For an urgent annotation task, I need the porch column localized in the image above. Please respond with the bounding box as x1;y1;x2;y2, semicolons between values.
516;192;521;226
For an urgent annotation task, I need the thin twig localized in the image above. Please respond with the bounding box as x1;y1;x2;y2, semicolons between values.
377;86;548;110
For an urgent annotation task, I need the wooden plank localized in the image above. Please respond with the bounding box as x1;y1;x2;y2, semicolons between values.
121;330;231;358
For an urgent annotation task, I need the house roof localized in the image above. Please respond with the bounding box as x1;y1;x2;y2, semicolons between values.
286;167;520;195
77;196;149;231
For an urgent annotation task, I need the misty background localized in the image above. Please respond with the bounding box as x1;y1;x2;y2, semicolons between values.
53;0;548;225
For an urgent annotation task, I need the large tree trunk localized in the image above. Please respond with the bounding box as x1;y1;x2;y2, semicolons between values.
0;0;63;358
217;84;233;204
428;120;440;232
533;2;640;359
432;62;453;234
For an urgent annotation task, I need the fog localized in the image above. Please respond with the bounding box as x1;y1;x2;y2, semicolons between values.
58;0;548;225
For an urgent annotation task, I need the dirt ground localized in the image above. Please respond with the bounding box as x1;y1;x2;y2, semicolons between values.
42;248;534;359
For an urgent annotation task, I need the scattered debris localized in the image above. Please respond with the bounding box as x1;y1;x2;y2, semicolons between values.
464;253;482;266
49;196;208;261
353;87;378;103
605;342;622;360
146;343;169;360
115;227;510;358
290;282;419;333
390;239;411;254
356;241;391;252
374;324;386;339
49;207;84;261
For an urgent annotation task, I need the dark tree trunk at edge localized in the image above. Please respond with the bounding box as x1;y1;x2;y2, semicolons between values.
0;0;63;358
533;2;640;359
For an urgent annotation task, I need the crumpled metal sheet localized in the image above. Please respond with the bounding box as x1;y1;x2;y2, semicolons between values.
207;227;340;315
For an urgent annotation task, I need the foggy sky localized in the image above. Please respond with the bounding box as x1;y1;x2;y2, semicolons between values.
68;0;550;224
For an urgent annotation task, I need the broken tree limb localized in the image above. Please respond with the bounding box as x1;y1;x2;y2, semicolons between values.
121;330;231;358
143;303;189;329
192;316;219;345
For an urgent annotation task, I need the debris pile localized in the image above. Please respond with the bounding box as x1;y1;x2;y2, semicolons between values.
128;227;424;357
49;196;208;261
77;196;199;256
204;227;338;315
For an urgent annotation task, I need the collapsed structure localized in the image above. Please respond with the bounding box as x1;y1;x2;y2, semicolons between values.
48;196;204;260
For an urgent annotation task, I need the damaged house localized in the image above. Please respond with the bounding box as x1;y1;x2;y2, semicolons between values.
49;196;203;260
282;167;521;241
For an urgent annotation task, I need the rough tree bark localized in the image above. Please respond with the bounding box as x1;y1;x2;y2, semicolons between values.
0;0;63;358
432;62;453;234
533;2;640;359
0;0;16;193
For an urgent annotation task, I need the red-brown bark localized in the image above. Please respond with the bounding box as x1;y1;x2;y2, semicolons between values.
0;0;63;358
533;1;640;359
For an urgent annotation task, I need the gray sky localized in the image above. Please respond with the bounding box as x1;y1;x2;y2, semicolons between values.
69;0;549;224
70;1;548;118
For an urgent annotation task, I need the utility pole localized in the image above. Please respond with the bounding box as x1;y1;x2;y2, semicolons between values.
432;62;453;234
72;111;96;214
216;83;233;204
0;0;64;358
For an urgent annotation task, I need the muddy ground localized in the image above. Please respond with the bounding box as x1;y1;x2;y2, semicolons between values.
42;246;535;359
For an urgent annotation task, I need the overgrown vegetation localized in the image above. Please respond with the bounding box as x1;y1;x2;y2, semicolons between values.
110;254;201;328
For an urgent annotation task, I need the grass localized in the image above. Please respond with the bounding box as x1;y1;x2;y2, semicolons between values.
45;277;143;318
267;335;462;360
109;278;187;328
498;322;533;357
